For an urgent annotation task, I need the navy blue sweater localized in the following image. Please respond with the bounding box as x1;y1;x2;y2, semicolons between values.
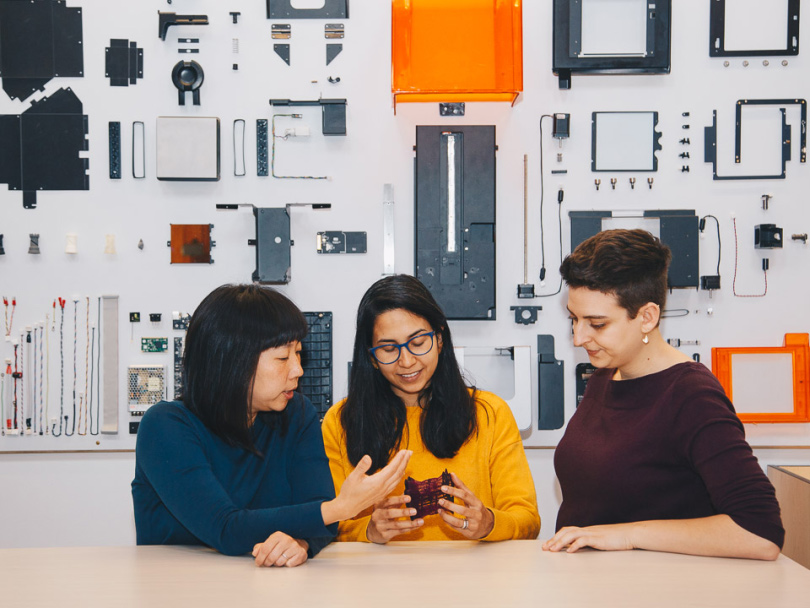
132;394;337;557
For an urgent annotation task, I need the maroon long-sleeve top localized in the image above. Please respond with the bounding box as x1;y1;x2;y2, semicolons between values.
555;361;784;548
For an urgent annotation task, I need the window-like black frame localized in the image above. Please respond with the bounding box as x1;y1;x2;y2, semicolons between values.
710;0;800;57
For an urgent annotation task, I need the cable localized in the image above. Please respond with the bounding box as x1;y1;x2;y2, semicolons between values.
538;115;552;282
732;217;767;298
661;308;690;318
65;299;78;436
45;312;50;434
38;325;44;434
271;114;328;180
79;297;89;435
53;298;65;437
700;215;721;275
91;297;100;435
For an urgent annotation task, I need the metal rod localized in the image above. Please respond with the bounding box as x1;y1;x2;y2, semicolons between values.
523;154;529;284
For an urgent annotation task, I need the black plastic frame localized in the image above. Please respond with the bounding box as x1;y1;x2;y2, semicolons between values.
710;0;800;57
553;0;671;89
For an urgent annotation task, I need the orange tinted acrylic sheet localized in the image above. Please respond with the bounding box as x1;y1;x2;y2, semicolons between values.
169;224;212;264
711;333;810;423
391;0;523;106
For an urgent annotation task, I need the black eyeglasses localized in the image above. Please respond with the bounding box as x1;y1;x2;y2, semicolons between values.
368;331;436;365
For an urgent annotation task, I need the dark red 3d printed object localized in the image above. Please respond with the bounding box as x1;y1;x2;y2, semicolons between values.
403;469;454;519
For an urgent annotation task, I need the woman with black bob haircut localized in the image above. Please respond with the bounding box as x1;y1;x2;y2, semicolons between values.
543;229;784;560
133;284;410;567
322;275;540;543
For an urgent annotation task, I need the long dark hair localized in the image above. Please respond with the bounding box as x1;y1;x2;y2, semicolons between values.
341;275;477;473
180;284;307;451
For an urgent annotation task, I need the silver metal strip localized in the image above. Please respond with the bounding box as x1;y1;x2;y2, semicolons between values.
382;184;395;276
101;295;119;434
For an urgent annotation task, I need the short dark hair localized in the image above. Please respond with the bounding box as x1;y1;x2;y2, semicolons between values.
180;284;307;450
560;229;672;318
341;275;477;473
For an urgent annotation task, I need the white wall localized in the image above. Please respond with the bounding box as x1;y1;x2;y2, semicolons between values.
1;0;809;547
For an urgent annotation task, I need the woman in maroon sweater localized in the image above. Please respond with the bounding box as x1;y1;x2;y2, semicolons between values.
543;229;783;560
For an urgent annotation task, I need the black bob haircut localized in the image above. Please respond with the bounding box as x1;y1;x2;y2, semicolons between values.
341;274;478;473
180;284;307;451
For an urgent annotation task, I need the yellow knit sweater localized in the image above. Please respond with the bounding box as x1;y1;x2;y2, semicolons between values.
322;389;540;542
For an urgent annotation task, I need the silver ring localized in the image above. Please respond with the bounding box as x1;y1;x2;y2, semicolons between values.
462;519;469;530
282;553;288;559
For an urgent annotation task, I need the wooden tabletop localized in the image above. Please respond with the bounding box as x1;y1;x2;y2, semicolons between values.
2;540;809;607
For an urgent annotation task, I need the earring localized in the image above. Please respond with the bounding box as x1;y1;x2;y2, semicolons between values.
642;334;649;344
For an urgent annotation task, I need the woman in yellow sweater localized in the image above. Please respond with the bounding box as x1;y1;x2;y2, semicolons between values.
322;275;540;543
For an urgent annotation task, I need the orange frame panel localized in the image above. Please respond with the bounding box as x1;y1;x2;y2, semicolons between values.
392;0;523;108
711;333;810;423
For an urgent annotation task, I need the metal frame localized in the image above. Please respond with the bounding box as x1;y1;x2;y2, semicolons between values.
552;0;671;89
710;0;800;57
266;0;348;20
591;111;662;172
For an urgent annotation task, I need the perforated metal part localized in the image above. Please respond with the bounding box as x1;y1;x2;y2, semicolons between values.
128;365;165;414
300;312;332;416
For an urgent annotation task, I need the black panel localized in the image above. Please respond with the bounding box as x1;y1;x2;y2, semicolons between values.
252;207;291;284
0;87;89;209
415;126;496;320
537;335;564;430
569;210;699;289
300;312;333;417
266;0;348;19
0;0;84;101
105;39;143;87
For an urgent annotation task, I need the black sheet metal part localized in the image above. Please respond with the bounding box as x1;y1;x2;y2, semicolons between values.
0;87;88;209
300;312;333;417
105;39;143;86
157;12;209;41
325;43;343;65
510;306;542;325
109;121;121;179
316;231;366;253
704;105;797;181
269;98;347;135
569;209;699;288
251;207;292;284
274;43;291;66
591;111;662;172
710;0;800;57
266;0;348;19
552;0;671;89
734;99;807;165
415;125;496;321
0;0;84;101
537;335;564;431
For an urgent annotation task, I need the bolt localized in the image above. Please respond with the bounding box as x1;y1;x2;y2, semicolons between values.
791;233;808;243
230;11;241;24
610;178;617;190
761;194;772;210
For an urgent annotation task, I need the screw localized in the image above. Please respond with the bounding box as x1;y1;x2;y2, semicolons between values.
679;152;690;159
610;178;617;190
629;177;636;190
763;60;769;67
230;11;241;24
680;138;690;145
743;60;749;67
791;233;808;243
782;60;789;66
681;166;690;173
723;60;730;67
647;178;654;189
761;194;772;210
594;179;601;191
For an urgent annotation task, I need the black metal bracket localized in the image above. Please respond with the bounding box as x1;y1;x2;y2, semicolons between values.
553;0;671;89
274;44;291;66
537;335;564;430
266;0;348;19
158;12;209;41
710;0;800;57
510;306;542;325
704;98;806;181
171;60;204;106
269;98;347;135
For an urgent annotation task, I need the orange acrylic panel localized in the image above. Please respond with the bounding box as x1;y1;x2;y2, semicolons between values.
392;0;523;107
711;333;810;423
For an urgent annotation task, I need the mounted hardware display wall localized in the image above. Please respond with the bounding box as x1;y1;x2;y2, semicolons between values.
569;210;699;288
552;0;671;89
712;333;810;423
392;0;523;107
415;125;496;320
